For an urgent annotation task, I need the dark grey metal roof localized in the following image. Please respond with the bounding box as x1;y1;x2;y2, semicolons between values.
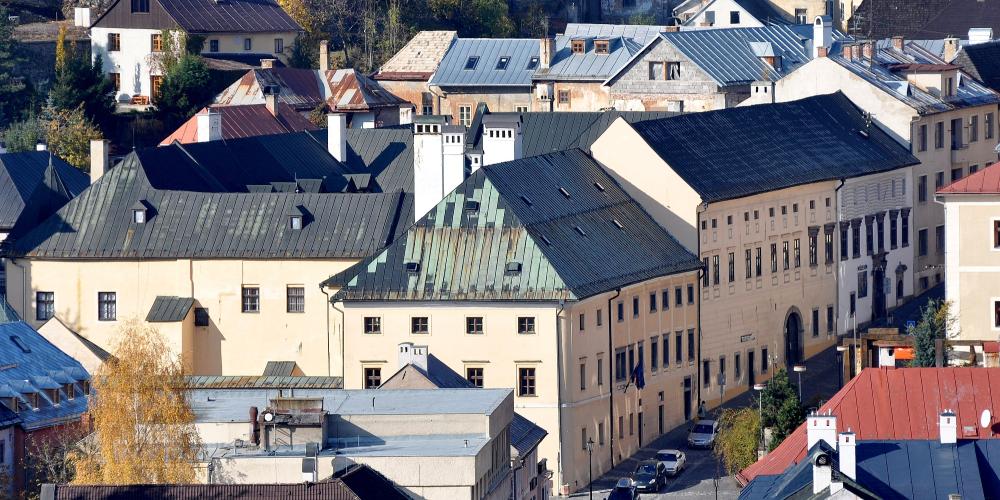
0;151;88;231
262;360;297;376
145;296;195;322
157;0;301;33
182;375;343;389
430;38;539;87
510;413;548;457
630;92;920;203
332;149;700;301
953;40;1000;92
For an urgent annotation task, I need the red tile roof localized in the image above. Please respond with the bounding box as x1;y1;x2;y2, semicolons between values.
159;103;318;146
937;161;1000;195
738;367;1000;485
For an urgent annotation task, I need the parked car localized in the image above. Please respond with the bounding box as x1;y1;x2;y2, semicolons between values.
687;419;719;449
655;449;687;476
632;460;665;493
608;478;640;499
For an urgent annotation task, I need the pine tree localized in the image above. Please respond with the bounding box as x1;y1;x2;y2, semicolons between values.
0;5;30;127
912;299;958;367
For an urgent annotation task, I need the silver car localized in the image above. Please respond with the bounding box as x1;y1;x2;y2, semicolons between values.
687;419;718;449
655;449;687;476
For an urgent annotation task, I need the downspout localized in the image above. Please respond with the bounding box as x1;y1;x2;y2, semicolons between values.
320;283;343;378
555;299;566;488
834;178;845;338
695;203;707;409
606;288;620;469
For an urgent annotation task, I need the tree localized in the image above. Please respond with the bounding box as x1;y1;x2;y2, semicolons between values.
0;5;32;128
45;106;104;171
759;368;805;451
73;319;200;485
22;426;90;499
911;299;958;367
2;113;45;152
49;51;115;131
156;54;213;122
714;407;760;476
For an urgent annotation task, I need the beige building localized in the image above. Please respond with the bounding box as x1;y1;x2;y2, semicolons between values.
938;161;1000;341
774;37;1000;293
329;149;703;494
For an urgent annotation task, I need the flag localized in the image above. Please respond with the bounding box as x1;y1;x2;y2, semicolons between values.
624;356;646;393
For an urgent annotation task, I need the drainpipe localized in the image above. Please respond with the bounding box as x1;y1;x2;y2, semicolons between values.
696;202;707;409
606;288;621;469
555;299;566;488
320;283;344;378
834;178;845;339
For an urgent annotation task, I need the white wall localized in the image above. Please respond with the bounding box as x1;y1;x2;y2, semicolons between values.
678;0;766;27
91;26;164;99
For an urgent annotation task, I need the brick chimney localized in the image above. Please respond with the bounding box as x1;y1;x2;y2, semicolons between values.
944;37;960;62
539;38;555;70
891;36;905;51
862;42;873;60
264;85;278;117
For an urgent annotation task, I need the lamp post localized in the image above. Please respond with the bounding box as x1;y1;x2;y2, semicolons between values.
836;345;847;388
586;437;595;500
793;364;807;401
753;383;765;454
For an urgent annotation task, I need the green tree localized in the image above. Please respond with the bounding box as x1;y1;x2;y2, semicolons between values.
912;299;958;367
2;113;45;152
49;52;115;131
714;407;760;475
0;5;32;128
45;106;104;170
759;368;805;451
156;54;212;122
628;13;659;25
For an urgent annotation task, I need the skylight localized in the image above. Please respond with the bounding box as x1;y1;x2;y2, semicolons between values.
520;195;533;206
527;56;539;70
612;219;624;229
593;182;605;192
496;56;510;70
574;226;587;236
10;336;30;354
559;187;571;198
464;56;480;70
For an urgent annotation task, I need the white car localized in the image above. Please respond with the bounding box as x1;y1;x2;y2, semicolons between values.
655;449;687;476
687;419;719;449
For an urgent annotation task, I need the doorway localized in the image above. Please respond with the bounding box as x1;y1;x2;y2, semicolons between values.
748;350;756;386
785;311;802;367
683;377;693;421
658;404;664;434
873;266;887;320
638;412;644;446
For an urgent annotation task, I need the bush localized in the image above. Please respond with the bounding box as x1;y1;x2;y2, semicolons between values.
3;114;45;152
714;407;760;475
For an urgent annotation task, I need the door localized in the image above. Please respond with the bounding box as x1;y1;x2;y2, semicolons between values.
638;412;644;446
873;267;887;320
658;404;664;434
748;350;756;386
683;377;693;420
785;312;802;367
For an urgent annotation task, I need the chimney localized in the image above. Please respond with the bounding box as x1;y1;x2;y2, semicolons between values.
264;86;277;117
812;449;833;493
482;115;523;167
327;113;347;163
73;7;91;27
944;37;960;62
806;410;838;450
442;126;465;190
319;40;330;71
196;109;222;142
850;44;861;61
969;28;993;46
413;116;446;219
89;139;108;183
663;26;680;32
260;58;277;69
891;36;905;51
862;42;873;60
813;15;832;59
35;143;46;151
411;345;428;372
838;430;856;480
397;342;415;369
539;38;555;70
940;410;957;444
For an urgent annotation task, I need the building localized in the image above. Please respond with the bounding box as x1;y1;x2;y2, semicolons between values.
11;18;89;93
159;102;318;145
188;384;519;499
739;367;1000;496
374;31;457;117
589;93;918;403
89;0;301;104
329;148;703;493
4;125;415;377
953;38;1000;93
673;0;792;28
938;161;1000;341
848;0;1000;40
773;36;1000;293
428;38;539;125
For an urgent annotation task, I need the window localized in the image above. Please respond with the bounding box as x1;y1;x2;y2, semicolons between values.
809;232;818;267
918;175;927;202
662;290;669;310
719;356;726;385
595;39;609;54
617;301;624;321
571;39;585;53
994;220;1000;248
703;360;711;387
286;286;304;313
935;121;944;149
812;309;819;337
150;75;162;100
578;313;585;331
902;211;910;247
687;285;694;304
735;352;741;380
761;346;769;372
580;361;587;390
110;72;120;91
827;306;834;334
952;167;963;182
597;309;603;326
558;89;570;104
648;61;664;80
712;255;720;285
467;367;484;387
852;223;861;258
795;8;807;23
918;228;928;256
495;56;510;70
458;105;472;126
688;329;695;361
517;316;535;334
675;287;683;307
728;252;735;282
466;316;484;335
464;56;479;70
891;216;899;248
971;115;979;142
98;292;116;321
364;367;381;389
858;270;868;298
866;220;874;255
195;307;209;327
598;422;605;445
151;33;163;52
840;224;849;261
649;293;657;312
825;231;834;264
241;287;259;313
667;62;680;80
514;105;528;113
582;427;588;450
972;164;980;174
526;56;539;70
597;356;604;385
273;37;284;53
131;0;149;13
108;33;121;51
421;92;433;115
988;113;995;139
936;225;945;253
730;10;740;23
951;118;964;150
619;416;624;438
675;332;683;364
411;317;429;334
615;349;627;381
662;334;670;367
632;296;640;317
917;124;927;152
770;243;778;273
745;249;752;279
702;258;710;287
651;337;659;371
518;367;536;396
363;317;381;334
209;39;219;52
793;239;801;268
755;247;762;277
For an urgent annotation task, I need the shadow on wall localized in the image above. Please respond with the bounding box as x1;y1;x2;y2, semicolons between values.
193;309;223;375
599;166;697;250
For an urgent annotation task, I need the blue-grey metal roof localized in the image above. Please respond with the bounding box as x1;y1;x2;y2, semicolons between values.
331;149;700;301
953;40;1000;92
535;24;665;81
0;402;19;428
430;38;539;87
183;375;343;389
630;92;920;203
0;151;88;231
145;296;195;322
0;321;89;430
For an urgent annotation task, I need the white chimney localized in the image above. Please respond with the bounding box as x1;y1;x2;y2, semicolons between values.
35;143;46;151
413;116;446;220
196;109;222;142
397;342;415;369
265;91;277;117
399;106;414;126
806;411;837;450
838;430;856;480
442;127;465;199
812;16;832;59
89;139;108;183
969;28;993;46
327;113;347;163
944;37;960;62
539;38;555;70
940;410;957;444
319;40;330;71
812;451;833;494
482;115;523;166
411;345;428;372
73;7;91;27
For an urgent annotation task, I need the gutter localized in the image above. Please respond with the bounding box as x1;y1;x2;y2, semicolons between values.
606;288;620;469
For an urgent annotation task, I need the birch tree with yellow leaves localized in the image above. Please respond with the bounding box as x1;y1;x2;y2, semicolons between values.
73;319;200;484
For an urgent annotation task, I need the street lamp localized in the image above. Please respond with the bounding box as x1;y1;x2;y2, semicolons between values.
793;364;807;401
586;437;595;500
836;345;847;388
753;383;766;454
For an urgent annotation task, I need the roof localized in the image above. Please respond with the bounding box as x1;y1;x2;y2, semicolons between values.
629;92;920;203
739;367;1000;485
145;296;195;322
331;149;700;301
376;30;457;80
535;24;665;81
215;68;326;110
0;321;90;430
202;53;287;70
159;103;318;145
954;40;1000;93
0;151;89;231
262;360;298;376
12;21;89;42
0;402;19;428
851;0;1000;40
675;0;791;26
830;40;1000;115
328;69;410;111
94;0;301;33
938;161;1000;194
182;375;343;389
334;464;409;500
0;295;19;324
430;38;539;87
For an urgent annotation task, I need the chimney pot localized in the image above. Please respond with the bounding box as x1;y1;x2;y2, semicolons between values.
196;109;222;143
319;40;330;71
940;410;958;444
89;139;108;183
812;15;832;59
327;113;347;162
837;430;856;480
891;36;905;51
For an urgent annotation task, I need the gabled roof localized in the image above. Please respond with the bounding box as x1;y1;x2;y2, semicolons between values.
215;68;326;110
629;92;919;203
0;294;20;324
851;0;1000;40
328;69;411;111
331;149;700;301
938;161;1000;195
262;360;298;376
430;38;539;87
145;296;195;322
535;24;665;81
0;151;89;231
739;367;1000;485
94;0;300;33
377;30;457;80
953;40;1000;93
159;103;318;145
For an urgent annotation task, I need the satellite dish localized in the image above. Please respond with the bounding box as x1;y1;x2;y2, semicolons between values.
981;409;992;429
263;411;274;422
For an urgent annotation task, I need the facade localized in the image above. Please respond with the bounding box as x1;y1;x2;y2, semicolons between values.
673;0;791;28
938;161;1000;341
89;0;301;103
589;93;918;404
375;31;458;118
774;37;1000;293
329;149;703;493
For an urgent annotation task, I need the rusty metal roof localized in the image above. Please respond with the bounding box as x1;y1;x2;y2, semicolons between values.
938;161;1000;194
214;68;409;113
328;69;410;111
159;103;318;145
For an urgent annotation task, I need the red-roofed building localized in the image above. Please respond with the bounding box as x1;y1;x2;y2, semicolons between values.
159;101;318;146
937;161;1000;342
738;367;1000;485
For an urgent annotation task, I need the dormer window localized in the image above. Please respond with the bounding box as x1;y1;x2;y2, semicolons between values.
133;209;146;224
48;388;60;405
505;262;523;274
595;39;610;55
405;262;421;273
289;215;303;230
464;56;480;70
496;56;510;70
571;39;585;54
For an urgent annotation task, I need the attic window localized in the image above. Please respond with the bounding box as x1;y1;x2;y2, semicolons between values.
595;39;610;55
405;262;421;273
505;262;523;274
593;182;605;192
527;57;539;70
559;187;571;198
520;195;533;206
464;200;481;211
571;39;585;54
496;56;510;70
574;226;587;236
464;56;480;70
10;335;30;354
132;208;146;224
612;219;625;229
289;215;303;230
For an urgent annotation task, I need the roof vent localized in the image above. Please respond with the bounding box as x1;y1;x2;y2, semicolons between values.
612;219;624;229
405;262;421;273
464;200;481;211
505;262;523;274
593;182;605;192
520;195;533;206
540;235;552;246
559;187;571;198
10;336;30;354
574;226;587;236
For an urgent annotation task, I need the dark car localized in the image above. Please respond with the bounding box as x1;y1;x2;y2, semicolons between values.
607;478;639;500
632;460;665;493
